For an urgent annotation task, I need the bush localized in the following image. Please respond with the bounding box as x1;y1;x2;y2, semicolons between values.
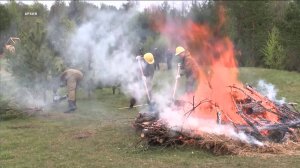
0;97;25;121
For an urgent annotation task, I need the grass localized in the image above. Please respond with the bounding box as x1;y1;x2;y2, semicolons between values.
0;67;300;168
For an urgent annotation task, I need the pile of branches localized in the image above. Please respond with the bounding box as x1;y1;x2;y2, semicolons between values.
228;84;300;142
134;116;300;156
0;97;42;120
133;84;300;155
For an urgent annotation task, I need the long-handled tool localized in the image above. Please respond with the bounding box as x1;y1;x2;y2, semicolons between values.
117;104;148;110
172;63;181;100
136;56;151;102
53;89;67;103
53;94;67;103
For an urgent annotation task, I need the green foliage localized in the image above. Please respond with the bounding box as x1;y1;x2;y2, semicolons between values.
188;0;218;25
262;26;285;69
1;0;300;84
143;36;155;52
278;1;300;71
6;22;61;93
5;1;22;33
68;0;98;25
48;1;75;56
0;96;24;121
0;4;12;53
225;1;274;67
0;4;11;32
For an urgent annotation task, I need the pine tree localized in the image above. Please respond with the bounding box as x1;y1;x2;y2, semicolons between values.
262;26;285;69
6;22;62;100
278;1;300;71
224;1;273;66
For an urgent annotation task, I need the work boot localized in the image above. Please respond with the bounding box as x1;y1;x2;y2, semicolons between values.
129;98;136;108
71;100;77;110
73;100;77;108
64;100;76;113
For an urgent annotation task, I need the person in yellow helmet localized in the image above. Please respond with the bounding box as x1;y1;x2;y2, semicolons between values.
175;46;197;93
175;46;185;56
129;53;155;108
142;52;155;77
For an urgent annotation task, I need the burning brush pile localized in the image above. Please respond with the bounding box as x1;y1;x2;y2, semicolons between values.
133;7;300;156
133;84;300;155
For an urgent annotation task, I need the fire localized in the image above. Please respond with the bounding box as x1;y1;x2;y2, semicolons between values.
134;7;300;146
150;6;279;126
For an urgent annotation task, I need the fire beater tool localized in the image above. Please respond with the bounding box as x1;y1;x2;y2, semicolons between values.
136;56;151;102
53;93;67;103
117;104;148;110
172;63;181;100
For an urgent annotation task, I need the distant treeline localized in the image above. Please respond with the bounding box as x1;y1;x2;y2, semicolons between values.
0;0;299;72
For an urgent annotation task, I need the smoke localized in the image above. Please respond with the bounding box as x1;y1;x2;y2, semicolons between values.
0;73;49;107
152;79;287;145
0;50;55;108
149;71;263;145
46;7;154;101
0;5;170;110
256;80;286;104
159;107;263;146
0;6;146;108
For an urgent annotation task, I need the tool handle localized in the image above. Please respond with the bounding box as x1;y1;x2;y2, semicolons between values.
136;56;151;102
172;63;181;100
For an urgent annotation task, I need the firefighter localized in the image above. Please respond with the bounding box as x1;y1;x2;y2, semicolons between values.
166;48;173;70
129;53;155;108
60;68;84;113
175;46;197;93
153;48;160;70
143;53;155;81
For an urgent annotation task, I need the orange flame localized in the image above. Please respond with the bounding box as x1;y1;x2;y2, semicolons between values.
150;6;279;125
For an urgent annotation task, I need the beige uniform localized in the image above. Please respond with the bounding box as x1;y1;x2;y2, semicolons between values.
179;52;198;93
61;69;83;101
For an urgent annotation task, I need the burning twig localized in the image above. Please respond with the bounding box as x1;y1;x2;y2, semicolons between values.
184;98;214;118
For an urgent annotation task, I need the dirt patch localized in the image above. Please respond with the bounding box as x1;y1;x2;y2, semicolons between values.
73;130;96;139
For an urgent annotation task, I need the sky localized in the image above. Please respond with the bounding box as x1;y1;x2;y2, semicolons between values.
0;0;192;11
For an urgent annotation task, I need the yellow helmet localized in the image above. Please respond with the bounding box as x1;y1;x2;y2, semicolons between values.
175;46;185;56
143;53;155;64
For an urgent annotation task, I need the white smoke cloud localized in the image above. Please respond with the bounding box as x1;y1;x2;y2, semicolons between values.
47;8;153;101
0;74;49;108
0;7;148;109
159;107;263;146
256;80;286;105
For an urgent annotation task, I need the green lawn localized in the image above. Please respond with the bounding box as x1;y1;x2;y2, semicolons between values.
0;67;300;168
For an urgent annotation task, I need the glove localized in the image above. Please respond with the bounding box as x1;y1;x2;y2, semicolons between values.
176;75;181;79
136;55;142;60
53;96;60;102
142;76;147;81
